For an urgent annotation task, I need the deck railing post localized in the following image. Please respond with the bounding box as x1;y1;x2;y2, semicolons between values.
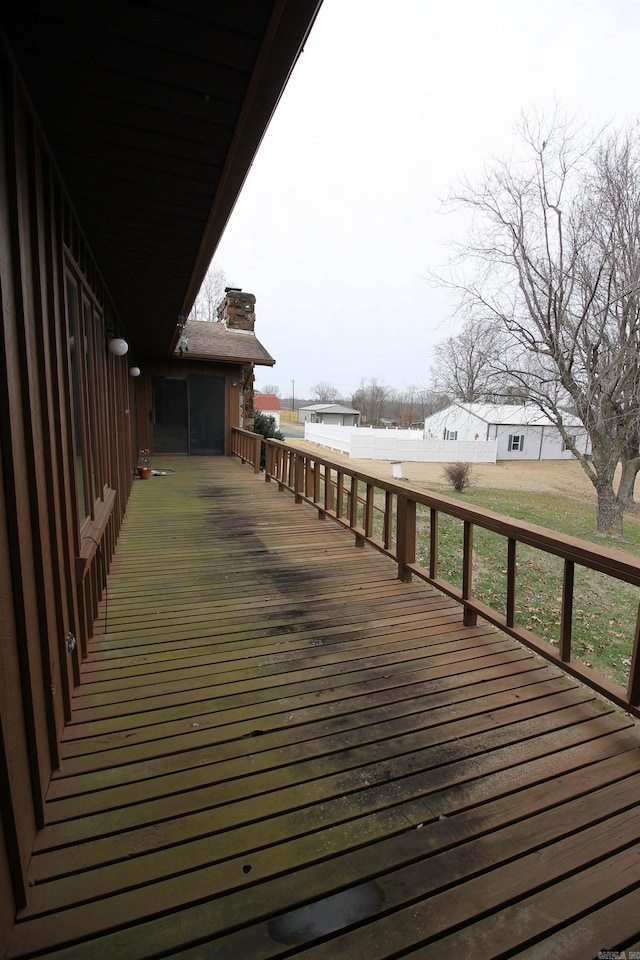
560;559;575;662
383;490;393;550
396;494;416;582
313;462;325;519
293;453;303;503
324;466;334;515
462;520;477;626
336;472;345;519
429;507;438;580
628;601;640;706
506;538;517;627
264;441;273;482
254;434;261;474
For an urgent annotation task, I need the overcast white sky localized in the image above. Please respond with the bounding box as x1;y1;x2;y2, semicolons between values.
215;0;640;401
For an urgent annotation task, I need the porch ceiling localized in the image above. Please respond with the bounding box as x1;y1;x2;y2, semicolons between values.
1;0;321;359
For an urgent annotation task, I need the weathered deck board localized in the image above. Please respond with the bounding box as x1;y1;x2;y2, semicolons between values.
9;457;640;959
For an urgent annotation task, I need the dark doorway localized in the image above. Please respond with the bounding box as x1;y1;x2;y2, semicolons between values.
152;377;188;453
152;375;226;455
189;376;225;455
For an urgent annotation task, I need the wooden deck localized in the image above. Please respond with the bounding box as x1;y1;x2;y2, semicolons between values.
9;457;640;959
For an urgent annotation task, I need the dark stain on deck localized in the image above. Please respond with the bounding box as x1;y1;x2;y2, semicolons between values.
9;458;640;959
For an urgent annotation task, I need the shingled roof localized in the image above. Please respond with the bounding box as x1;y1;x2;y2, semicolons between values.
175;320;275;366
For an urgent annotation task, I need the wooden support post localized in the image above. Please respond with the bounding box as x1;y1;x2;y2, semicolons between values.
349;477;358;529
336;473;345;518
253;435;261;474
264;441;273;482
462;520;477;626
560;559;574;662
506;537;516;628
313;460;321;505
294;454;304;504
396;495;416;582
364;484;374;538
627;601;640;706
429;507;438;580
383;490;393;550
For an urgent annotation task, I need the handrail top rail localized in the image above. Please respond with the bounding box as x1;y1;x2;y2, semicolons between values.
265;438;640;587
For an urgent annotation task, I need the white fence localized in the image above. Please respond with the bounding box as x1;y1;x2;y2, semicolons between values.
304;424;498;463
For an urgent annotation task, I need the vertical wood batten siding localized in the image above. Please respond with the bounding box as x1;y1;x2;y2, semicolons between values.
7;458;640;959
1;39;134;946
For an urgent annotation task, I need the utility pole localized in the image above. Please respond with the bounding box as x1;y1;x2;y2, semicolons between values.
291;380;295;413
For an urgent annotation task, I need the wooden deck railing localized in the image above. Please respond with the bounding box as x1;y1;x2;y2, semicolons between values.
229;436;640;719
230;426;262;473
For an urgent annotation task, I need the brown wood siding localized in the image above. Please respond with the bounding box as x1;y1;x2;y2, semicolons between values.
0;457;35;926
0;49;55;820
1;34;136;932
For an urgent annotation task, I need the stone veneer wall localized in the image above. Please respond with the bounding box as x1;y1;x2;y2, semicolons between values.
218;288;256;332
218;289;257;428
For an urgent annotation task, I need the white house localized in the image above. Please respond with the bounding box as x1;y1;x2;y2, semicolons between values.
298;403;361;426
422;402;592;460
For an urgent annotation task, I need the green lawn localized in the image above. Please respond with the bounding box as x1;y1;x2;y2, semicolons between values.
412;482;640;688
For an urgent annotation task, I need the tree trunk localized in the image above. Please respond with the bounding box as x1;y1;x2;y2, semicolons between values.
618;454;640;508
595;483;625;536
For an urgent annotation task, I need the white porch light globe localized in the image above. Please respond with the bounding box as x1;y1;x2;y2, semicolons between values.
109;337;129;356
129;366;141;377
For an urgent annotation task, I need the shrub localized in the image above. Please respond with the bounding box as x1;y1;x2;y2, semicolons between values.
443;461;473;492
252;410;284;441
252;410;284;470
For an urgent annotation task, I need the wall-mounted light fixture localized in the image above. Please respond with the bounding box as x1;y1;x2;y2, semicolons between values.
129;366;141;377
108;337;129;356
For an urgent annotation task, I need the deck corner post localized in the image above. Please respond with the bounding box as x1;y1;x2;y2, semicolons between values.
627;601;640;707
396;494;416;583
462;520;476;625
463;605;478;627
294;454;304;504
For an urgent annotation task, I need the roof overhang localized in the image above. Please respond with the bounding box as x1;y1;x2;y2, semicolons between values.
1;0;322;359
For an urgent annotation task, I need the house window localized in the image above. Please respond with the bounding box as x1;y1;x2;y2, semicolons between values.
444;429;458;440
508;434;525;452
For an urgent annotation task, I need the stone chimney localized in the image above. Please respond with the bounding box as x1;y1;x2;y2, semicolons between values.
218;287;256;332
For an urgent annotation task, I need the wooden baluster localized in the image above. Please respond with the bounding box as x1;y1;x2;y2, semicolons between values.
560;559;574;662
383;490;393;550
364;484;374;538
337;472;345;518
506;538;516;627
294;453;304;503
462;520;477;626
324;466;333;515
628;600;640;707
429;507;438;580
349;476;359;541
315;462;325;519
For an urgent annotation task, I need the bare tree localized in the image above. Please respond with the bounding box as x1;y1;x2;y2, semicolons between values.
351;378;391;425
189;261;228;321
430;320;504;402
442;113;640;536
310;382;343;403
260;384;281;397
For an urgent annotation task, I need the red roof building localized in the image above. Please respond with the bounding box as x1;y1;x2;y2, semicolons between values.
254;393;282;427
